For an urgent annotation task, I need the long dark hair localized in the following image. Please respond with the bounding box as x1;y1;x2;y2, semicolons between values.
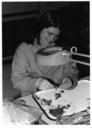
31;10;61;45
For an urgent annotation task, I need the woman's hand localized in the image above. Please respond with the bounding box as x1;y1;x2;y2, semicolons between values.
60;77;72;90
36;78;54;91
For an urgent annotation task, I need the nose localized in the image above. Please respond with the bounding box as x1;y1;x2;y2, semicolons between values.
50;35;56;41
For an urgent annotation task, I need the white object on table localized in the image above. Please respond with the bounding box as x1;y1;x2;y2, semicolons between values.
19;92;56;124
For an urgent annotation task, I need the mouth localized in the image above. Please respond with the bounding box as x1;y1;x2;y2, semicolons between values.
42;41;50;48
40;39;55;48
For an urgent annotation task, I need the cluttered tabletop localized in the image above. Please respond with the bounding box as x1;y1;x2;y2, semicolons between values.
17;76;90;125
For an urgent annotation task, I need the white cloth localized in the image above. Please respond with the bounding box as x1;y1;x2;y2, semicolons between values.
3;99;42;124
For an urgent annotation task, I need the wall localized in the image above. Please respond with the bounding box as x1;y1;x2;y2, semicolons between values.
2;2;89;60
2;2;69;60
2;2;39;15
2;2;69;21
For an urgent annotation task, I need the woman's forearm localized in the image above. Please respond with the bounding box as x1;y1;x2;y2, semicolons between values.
11;75;39;93
61;62;79;89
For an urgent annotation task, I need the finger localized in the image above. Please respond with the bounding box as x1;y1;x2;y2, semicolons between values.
39;83;49;90
45;81;52;87
44;82;51;89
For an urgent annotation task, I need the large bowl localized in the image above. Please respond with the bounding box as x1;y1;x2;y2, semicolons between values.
35;47;71;66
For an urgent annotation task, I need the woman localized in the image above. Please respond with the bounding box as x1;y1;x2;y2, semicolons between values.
11;10;79;97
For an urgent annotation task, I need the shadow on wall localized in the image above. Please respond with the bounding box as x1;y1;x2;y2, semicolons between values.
3;17;37;58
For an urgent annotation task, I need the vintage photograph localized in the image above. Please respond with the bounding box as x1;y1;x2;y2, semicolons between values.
2;1;90;125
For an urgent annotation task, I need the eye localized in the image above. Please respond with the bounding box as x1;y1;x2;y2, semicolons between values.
48;31;53;36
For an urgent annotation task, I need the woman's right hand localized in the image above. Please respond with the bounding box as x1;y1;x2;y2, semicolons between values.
36;78;54;91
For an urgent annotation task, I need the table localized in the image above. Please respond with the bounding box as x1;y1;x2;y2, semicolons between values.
19;77;90;124
19;94;56;124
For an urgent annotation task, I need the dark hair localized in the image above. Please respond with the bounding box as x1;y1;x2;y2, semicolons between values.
31;10;61;44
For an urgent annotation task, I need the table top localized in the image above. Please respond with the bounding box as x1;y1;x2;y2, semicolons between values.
19;78;90;125
19;94;56;124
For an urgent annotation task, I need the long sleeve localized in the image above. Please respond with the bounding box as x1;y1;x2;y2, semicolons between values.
43;60;79;89
62;61;79;89
11;43;39;94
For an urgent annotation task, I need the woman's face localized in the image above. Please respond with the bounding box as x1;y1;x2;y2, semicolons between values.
39;27;60;48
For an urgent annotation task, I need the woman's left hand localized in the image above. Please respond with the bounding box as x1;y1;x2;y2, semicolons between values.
60;77;72;90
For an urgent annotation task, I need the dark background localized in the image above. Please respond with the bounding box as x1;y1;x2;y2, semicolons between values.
2;2;89;58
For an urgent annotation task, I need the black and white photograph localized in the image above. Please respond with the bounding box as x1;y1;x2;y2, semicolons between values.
2;1;90;125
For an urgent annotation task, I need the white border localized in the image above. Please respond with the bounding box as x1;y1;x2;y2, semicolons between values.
1;1;92;128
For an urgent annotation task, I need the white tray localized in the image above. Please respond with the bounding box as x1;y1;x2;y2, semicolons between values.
33;80;90;120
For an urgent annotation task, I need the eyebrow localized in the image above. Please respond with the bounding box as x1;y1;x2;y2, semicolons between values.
48;31;53;34
48;31;59;36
